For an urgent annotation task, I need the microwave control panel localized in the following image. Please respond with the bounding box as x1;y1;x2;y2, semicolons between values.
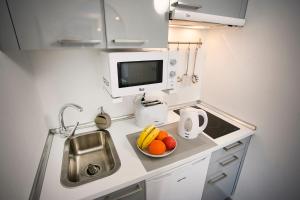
167;52;179;90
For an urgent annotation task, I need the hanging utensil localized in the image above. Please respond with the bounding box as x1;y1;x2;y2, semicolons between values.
183;43;191;77
192;44;199;83
179;43;191;84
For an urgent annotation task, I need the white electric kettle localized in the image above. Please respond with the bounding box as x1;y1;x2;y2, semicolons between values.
178;108;208;139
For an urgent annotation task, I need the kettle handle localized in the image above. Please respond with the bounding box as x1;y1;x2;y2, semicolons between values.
198;109;208;133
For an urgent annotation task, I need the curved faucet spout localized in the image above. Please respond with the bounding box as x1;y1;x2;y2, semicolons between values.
58;103;83;136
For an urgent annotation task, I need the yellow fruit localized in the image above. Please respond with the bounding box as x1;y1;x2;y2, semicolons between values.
141;128;160;149
137;125;155;148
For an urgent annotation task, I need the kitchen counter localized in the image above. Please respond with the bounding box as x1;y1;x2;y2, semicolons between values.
40;104;254;200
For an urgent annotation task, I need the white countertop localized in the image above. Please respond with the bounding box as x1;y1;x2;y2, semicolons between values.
40;104;254;200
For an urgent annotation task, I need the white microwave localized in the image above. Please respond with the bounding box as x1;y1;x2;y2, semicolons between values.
100;51;177;98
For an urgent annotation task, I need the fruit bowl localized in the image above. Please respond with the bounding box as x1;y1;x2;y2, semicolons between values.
136;135;177;158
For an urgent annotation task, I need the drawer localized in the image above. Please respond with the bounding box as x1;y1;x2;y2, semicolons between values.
95;181;145;200
202;162;240;200
208;150;244;176
211;136;250;163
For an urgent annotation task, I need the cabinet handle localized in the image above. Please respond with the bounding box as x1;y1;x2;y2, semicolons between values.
208;173;227;184
177;177;187;182
105;183;142;200
223;141;243;151
112;39;148;44
57;39;101;46
219;155;239;167
172;1;202;10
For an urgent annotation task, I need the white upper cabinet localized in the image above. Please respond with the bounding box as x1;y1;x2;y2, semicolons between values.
0;0;19;50
7;0;106;49
171;0;248;19
104;0;169;49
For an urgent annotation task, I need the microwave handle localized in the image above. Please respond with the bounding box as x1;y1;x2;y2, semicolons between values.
112;39;148;44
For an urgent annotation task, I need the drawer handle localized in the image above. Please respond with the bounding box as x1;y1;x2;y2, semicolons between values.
172;1;202;10
57;39;101;45
208;173;227;184
106;183;142;200
177;177;187;182
223;141;243;151
112;39;148;44
219;155;239;167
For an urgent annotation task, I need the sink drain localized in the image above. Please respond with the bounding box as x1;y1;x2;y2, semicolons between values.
86;164;101;176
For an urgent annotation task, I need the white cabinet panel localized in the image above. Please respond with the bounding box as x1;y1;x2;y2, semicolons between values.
104;0;169;48
7;0;106;49
172;0;248;18
0;0;19;50
146;155;210;200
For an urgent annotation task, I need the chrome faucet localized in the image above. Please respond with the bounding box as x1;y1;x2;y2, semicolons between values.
58;103;83;136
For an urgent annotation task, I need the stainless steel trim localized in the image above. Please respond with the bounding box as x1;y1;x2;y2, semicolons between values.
219;155;239;167
168;41;202;45
223;141;243;151
208;173;227;184
57;39;101;45
168;100;201;110
198;101;257;131
172;1;202;10
108;183;143;200
29;131;54;200
112;39;148;44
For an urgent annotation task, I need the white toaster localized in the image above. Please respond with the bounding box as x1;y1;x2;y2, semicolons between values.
135;100;168;127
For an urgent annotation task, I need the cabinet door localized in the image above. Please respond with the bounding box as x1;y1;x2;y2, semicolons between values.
7;0;106;49
172;0;248;18
146;156;210;200
202;162;240;200
0;0;19;50
104;0;169;48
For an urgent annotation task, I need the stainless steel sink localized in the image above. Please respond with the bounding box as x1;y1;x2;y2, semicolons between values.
60;130;121;187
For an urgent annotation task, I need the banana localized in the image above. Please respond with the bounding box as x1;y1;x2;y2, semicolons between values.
141;127;160;149
137;125;155;148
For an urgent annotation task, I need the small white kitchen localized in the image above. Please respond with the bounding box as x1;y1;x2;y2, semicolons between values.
1;0;300;200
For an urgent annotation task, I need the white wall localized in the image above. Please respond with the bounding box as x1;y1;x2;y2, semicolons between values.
202;0;300;199
0;51;48;199
25;28;206;129
0;27;205;199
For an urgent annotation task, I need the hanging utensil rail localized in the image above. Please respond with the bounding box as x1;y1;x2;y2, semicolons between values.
168;41;202;45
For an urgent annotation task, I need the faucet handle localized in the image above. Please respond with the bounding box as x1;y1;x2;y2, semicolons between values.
69;122;79;137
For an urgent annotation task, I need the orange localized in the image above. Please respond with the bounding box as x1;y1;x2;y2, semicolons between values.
148;140;166;155
156;130;169;141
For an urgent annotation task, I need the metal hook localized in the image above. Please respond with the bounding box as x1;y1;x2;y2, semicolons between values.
177;42;180;51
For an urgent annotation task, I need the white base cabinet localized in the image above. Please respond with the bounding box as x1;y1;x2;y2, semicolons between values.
146;154;211;200
201;136;251;200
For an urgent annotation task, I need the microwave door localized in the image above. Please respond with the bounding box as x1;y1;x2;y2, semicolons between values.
117;60;163;88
